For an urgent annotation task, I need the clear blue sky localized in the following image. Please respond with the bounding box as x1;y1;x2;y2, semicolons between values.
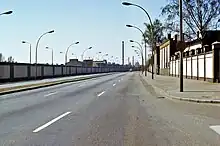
0;0;166;64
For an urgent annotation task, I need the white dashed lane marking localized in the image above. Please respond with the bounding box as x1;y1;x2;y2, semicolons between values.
97;91;105;97
33;111;71;133
210;125;220;135
44;92;57;97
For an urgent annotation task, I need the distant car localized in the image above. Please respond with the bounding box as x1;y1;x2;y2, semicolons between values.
129;69;132;72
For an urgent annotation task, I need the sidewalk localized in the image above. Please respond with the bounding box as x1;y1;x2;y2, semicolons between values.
140;72;220;103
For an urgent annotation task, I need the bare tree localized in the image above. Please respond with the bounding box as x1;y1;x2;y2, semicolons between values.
7;56;14;63
0;53;4;62
161;0;220;42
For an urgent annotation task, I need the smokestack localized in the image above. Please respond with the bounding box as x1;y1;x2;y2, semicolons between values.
122;41;124;65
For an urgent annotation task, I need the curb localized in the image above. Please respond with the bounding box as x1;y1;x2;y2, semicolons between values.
0;73;112;96
139;75;220;104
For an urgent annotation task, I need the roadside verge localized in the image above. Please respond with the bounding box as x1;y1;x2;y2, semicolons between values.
0;73;113;96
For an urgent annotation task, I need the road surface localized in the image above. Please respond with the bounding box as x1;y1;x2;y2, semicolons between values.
0;72;220;145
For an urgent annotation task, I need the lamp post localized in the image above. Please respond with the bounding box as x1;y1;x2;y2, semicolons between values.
35;30;54;79
130;40;144;73
22;41;32;64
132;45;144;74
96;52;102;60
45;47;53;65
126;24;147;76
123;2;154;79
115;57;119;64
179;0;184;92
102;53;108;60
0;10;13;16
81;47;92;61
65;42;79;64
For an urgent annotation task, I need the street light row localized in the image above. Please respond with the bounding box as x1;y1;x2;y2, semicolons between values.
122;1;155;78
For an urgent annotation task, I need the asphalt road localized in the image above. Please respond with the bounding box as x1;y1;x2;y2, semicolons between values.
0;72;220;145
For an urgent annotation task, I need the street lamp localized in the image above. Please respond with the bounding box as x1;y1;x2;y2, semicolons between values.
115;57;119;64
0;10;13;16
102;53;108;60
22;41;32;64
95;51;102;60
123;1;154;78
126;24;147;76
130;40;143;51
81;47;92;60
130;40;144;73
35;30;54;79
45;47;54;65
132;45;144;72
65;41;79;64
179;0;184;92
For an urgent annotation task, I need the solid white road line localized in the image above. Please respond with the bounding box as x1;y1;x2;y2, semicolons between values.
33;111;71;133
113;83;116;86
210;125;220;135
97;91;105;97
44;92;57;97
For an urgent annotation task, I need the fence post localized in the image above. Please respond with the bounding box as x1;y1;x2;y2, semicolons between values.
186;56;187;78
27;64;31;80
191;53;193;79
52;65;55;77
10;63;14;82
212;42;220;83
175;57;176;77
204;45;209;81
41;65;44;79
196;48;201;80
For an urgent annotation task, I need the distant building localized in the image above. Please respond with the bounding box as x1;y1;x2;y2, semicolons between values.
83;59;93;67
93;60;107;67
66;59;83;66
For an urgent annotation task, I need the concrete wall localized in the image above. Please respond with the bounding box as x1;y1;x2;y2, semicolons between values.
14;65;28;78
54;66;62;76
170;52;213;79
31;66;41;77
206;54;213;78
0;65;10;79
44;66;53;76
0;62;130;83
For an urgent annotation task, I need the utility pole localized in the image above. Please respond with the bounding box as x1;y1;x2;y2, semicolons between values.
122;41;125;65
132;56;134;66
179;0;184;92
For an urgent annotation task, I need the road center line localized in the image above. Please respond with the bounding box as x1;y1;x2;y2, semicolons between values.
113;83;116;86
44;92;57;97
33;111;71;133
210;125;220;135
97;91;105;97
